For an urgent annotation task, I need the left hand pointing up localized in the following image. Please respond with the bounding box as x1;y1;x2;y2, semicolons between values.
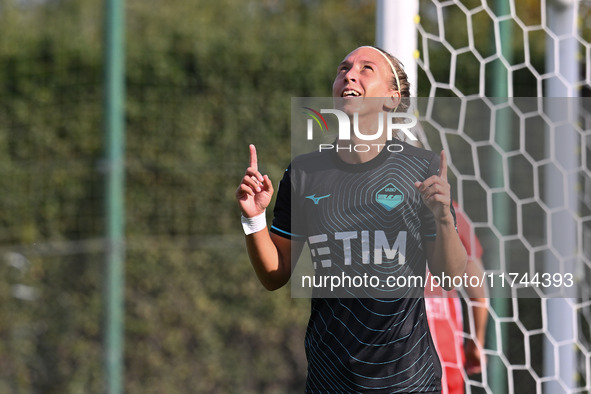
414;150;453;224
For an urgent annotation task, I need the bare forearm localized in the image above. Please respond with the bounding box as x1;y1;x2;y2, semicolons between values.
245;230;293;291
236;144;292;291
428;220;467;288
417;151;467;287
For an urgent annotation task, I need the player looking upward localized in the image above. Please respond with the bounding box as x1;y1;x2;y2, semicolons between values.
236;46;467;393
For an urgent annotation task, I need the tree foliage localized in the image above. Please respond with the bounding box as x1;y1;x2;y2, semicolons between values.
0;0;376;392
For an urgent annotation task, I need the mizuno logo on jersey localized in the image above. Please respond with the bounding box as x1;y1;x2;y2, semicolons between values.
306;194;331;205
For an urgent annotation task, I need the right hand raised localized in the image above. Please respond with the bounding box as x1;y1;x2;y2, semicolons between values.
235;144;274;218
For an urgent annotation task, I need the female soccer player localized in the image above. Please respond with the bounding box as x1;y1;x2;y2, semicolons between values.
236;46;467;393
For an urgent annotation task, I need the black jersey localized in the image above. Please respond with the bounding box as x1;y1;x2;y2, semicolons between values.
271;140;449;393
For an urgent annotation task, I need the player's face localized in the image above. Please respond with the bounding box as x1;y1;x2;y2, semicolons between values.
332;47;398;115
332;47;398;99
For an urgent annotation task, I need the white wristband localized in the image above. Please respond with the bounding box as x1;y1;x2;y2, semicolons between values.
241;210;267;235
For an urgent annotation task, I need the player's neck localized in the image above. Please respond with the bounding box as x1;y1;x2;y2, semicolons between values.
335;113;389;164
336;135;387;164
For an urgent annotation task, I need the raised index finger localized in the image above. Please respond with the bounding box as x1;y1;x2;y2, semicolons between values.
439;150;448;180
249;144;258;171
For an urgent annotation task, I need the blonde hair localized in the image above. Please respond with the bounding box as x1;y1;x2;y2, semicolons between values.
356;46;411;113
361;46;410;99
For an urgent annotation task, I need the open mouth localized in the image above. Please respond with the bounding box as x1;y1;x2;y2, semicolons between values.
342;89;361;97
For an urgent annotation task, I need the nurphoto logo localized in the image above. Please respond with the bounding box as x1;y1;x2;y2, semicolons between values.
303;107;418;153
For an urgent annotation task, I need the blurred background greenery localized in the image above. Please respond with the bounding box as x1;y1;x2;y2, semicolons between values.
1;0;590;393
0;0;377;392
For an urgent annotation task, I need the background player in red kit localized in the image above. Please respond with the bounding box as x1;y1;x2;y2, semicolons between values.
425;201;488;394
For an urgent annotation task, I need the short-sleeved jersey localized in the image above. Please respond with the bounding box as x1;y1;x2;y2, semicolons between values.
271;140;454;393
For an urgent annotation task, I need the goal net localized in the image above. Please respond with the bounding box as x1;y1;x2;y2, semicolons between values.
407;1;591;393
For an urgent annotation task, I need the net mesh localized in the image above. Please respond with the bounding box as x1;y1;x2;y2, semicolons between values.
412;1;591;393
1;0;590;392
